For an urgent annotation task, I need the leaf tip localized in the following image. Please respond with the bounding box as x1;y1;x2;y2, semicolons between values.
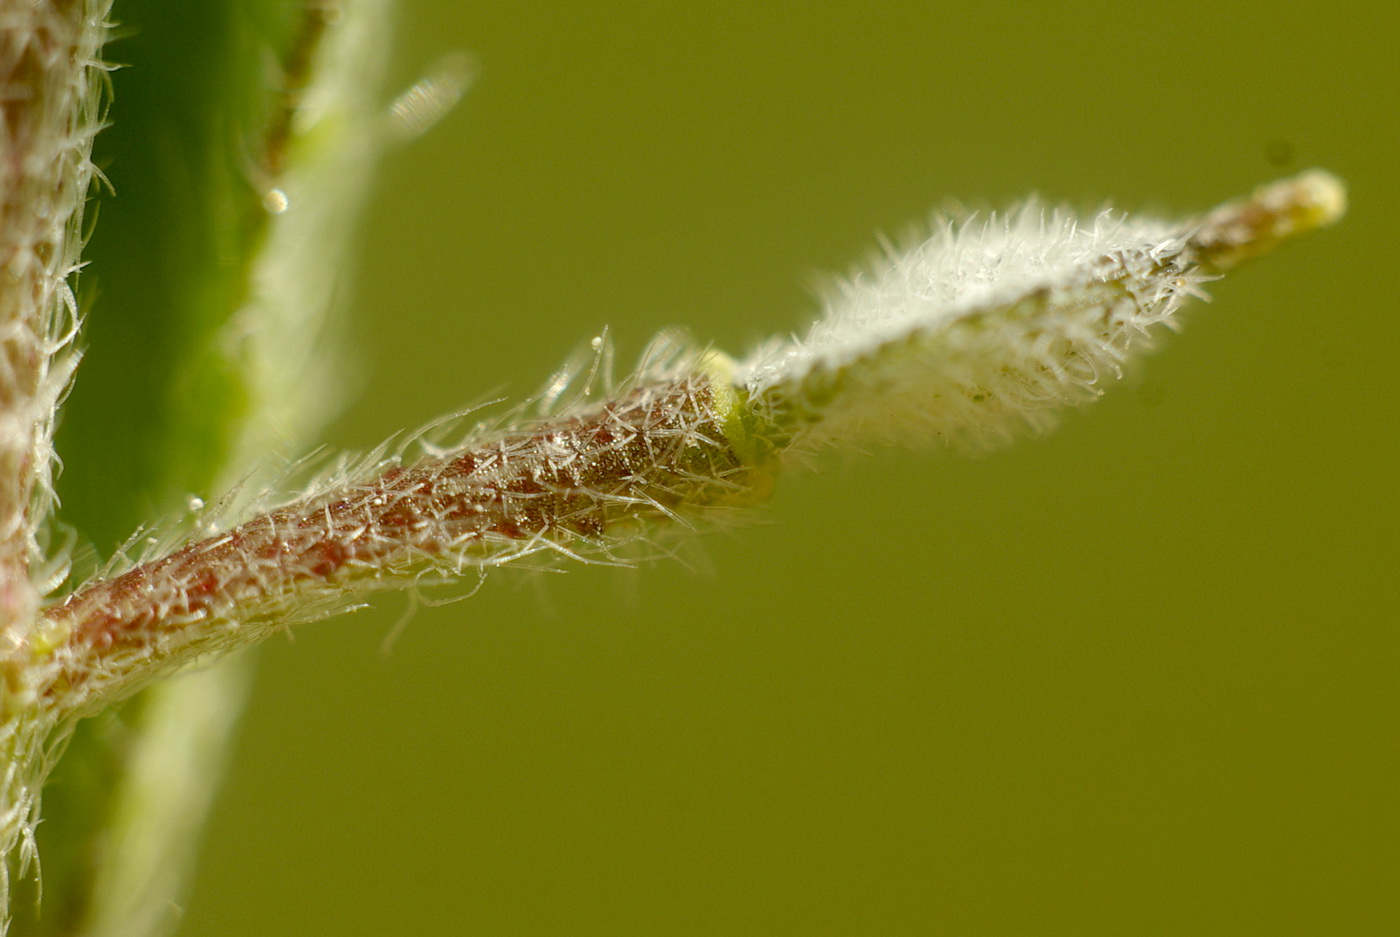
1189;169;1346;272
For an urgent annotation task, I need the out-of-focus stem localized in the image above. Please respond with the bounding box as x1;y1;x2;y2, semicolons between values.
78;660;252;937
63;2;398;934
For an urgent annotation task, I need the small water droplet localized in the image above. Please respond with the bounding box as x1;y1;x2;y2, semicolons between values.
263;188;290;214
188;496;205;512
590;336;604;351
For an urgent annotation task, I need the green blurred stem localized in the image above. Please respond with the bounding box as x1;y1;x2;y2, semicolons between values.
30;0;394;933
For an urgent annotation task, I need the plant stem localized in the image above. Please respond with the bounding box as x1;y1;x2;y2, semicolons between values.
37;367;763;721
0;2;111;922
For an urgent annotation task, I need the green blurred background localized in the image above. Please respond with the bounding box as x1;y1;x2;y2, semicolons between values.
60;1;1400;934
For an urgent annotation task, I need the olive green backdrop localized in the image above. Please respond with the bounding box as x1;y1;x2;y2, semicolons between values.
69;1;1400;934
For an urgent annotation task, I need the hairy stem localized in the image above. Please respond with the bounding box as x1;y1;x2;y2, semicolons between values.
0;0;110;648
0;1;111;920
27;169;1347;740
36;368;763;721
